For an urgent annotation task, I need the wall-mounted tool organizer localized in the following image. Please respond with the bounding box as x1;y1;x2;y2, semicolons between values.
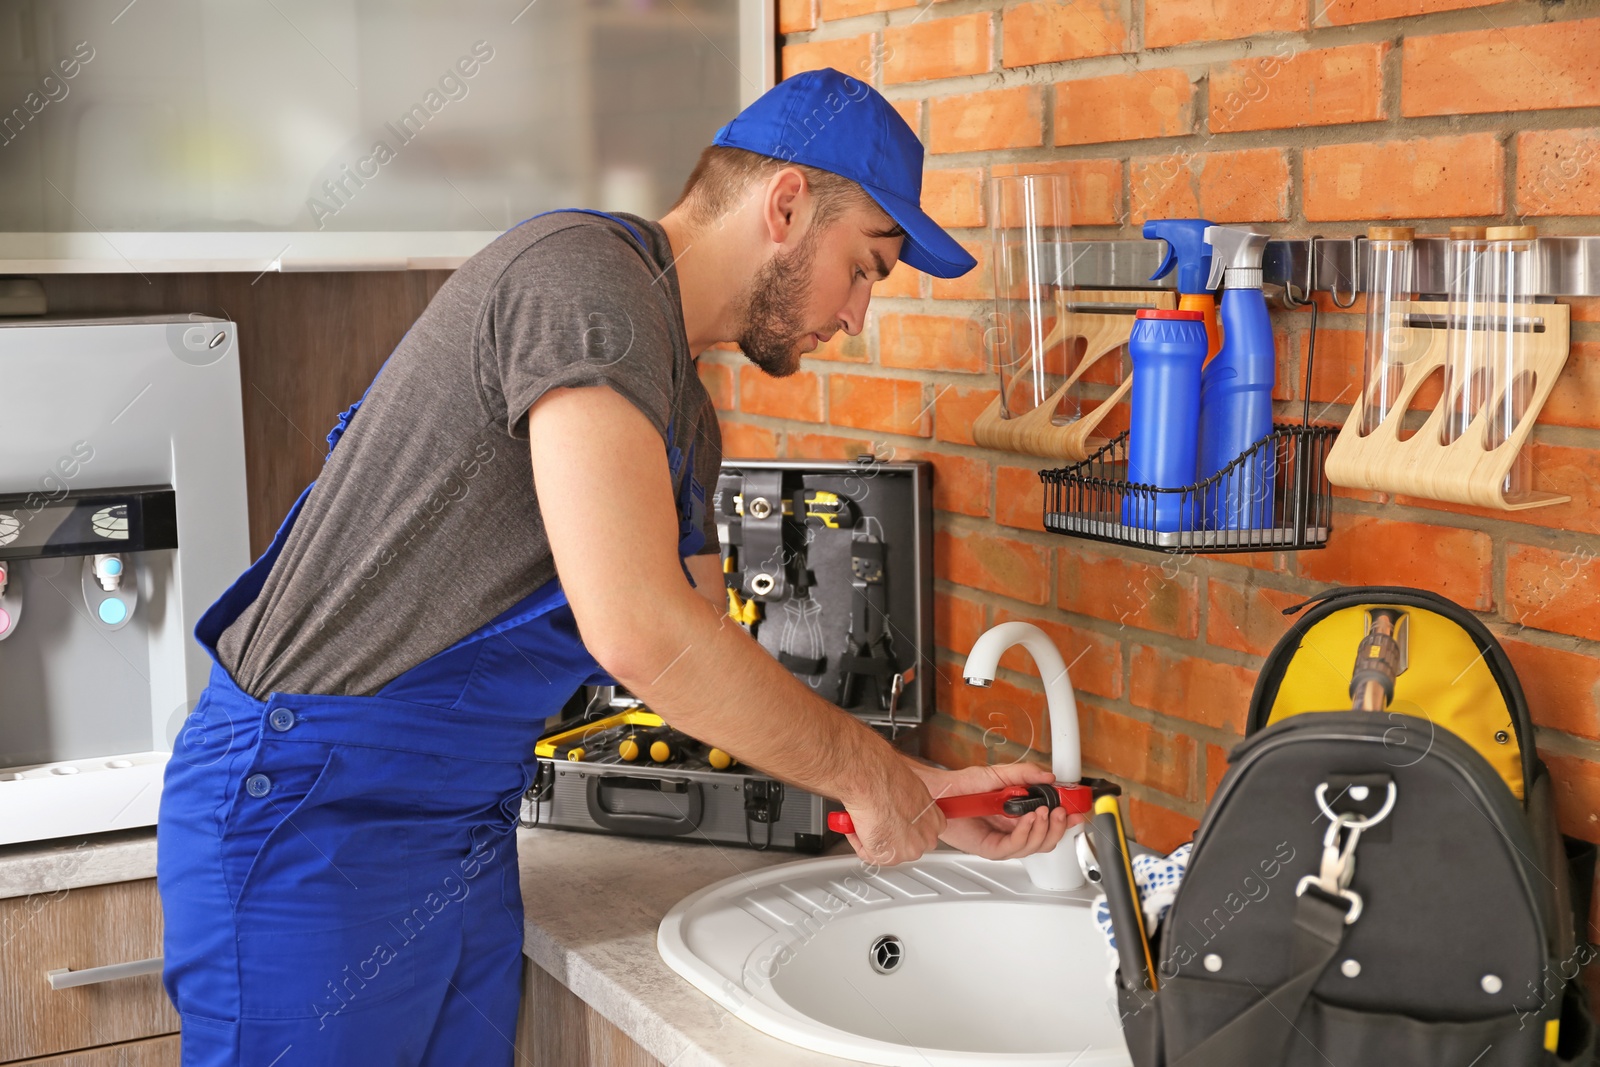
972;288;1176;461
978;174;1181;462
1326;226;1573;511
716;459;935;732
1027;234;1600;299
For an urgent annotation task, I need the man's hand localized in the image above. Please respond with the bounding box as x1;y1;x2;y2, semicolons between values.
907;759;1077;862
838;754;945;867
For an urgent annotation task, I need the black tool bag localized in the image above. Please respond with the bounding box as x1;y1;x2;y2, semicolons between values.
1116;586;1596;1067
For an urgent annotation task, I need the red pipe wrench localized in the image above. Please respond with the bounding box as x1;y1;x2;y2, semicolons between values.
826;782;1095;835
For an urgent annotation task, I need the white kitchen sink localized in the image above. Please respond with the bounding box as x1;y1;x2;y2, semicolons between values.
657;850;1134;1066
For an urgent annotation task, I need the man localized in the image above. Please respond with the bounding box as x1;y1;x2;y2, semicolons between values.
157;68;1071;1067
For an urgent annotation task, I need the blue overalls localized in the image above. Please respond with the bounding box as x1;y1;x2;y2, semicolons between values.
157;211;706;1066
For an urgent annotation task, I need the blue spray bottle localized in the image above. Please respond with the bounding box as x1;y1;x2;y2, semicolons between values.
1142;219;1221;362
1197;226;1275;530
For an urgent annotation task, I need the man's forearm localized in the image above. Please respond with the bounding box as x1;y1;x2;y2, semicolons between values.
608;587;902;806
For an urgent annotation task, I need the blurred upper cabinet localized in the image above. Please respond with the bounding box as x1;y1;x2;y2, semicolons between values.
0;0;774;272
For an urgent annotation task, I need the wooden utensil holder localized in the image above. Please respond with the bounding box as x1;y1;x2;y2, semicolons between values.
1325;298;1572;510
972;288;1177;462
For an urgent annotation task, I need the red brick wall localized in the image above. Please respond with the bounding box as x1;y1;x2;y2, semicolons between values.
706;1;1600;893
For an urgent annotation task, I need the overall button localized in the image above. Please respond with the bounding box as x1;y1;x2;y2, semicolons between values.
245;773;272;798
267;708;295;732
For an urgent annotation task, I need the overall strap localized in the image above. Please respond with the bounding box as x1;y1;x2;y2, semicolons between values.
531;208;649;249
1170;890;1350;1067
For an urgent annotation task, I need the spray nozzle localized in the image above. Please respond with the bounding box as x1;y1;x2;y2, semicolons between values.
1203;226;1269;290
1142;219;1215;294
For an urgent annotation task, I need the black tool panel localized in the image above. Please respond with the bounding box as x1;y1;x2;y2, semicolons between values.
714;459;933;727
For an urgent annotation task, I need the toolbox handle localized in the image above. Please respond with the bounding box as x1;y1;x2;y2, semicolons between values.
585;775;705;837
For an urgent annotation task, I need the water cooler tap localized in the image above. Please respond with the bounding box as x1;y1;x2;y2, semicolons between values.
82;553;136;630
93;553;124;591
0;560;17;640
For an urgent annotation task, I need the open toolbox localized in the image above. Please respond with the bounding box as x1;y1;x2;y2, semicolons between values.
521;457;934;851
522;701;835;851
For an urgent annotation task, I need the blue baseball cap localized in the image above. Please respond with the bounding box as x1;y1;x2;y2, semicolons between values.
712;68;977;279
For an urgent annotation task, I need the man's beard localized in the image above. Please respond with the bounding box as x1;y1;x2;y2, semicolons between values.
735;227;823;378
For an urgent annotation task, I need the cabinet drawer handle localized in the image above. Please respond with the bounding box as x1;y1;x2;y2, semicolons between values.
47;956;163;990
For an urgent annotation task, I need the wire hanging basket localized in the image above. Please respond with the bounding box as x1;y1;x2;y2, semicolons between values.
1040;246;1339;554
1040;424;1336;553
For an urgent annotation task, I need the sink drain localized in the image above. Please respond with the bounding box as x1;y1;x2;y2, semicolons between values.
869;934;904;974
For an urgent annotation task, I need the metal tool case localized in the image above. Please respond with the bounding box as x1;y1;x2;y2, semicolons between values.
523;457;934;851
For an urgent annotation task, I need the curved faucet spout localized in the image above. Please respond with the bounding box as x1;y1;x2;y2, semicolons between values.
963;621;1082;784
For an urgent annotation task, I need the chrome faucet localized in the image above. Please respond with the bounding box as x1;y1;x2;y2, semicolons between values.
964;622;1087;891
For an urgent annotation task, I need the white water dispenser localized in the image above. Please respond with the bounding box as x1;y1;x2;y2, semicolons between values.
0;315;248;845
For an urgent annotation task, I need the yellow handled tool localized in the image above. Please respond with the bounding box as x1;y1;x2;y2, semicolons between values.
1092;795;1158;992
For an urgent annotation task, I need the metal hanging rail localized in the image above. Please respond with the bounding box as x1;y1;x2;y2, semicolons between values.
1038;236;1600;298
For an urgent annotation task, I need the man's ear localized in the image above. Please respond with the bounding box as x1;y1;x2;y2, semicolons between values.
762;167;810;245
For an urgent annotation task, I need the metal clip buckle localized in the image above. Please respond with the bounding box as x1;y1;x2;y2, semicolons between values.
1314;781;1396;830
1296;816;1366;922
1295;876;1364;924
1294;782;1395;926
1316;814;1363;891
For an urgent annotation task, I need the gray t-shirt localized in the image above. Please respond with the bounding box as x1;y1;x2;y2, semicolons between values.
217;212;721;699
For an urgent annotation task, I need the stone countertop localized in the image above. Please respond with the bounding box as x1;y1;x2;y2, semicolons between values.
0;828;159;901
517;826;881;1067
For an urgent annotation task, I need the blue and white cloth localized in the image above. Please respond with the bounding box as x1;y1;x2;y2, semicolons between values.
1092;842;1192;952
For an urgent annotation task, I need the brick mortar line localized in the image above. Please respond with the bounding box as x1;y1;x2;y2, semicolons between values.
931;549;1273;647
792;0;1592;81
914;617;1600;765
1505;126;1524;224
1531;725;1600;763
941;569;1278;676
797;2;1571;63
913;106;1600;174
920;711;1046;772
940;517;1596;649
926;618;1600;785
932;643;1245;758
722;396;1600;547
1488;621;1600;656
1316;485;1600;543
931;572;1218;656
1379;23;1405;125
921;711;1210;816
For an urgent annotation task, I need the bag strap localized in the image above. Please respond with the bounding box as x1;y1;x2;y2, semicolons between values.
1170;890;1349;1067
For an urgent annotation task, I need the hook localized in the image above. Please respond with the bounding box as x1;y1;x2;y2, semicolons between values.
1329;235;1361;309
1282;235;1319;309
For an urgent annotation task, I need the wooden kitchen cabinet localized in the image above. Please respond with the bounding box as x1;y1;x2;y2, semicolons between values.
0;878;179;1063
516;959;662;1067
17;1035;179;1066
